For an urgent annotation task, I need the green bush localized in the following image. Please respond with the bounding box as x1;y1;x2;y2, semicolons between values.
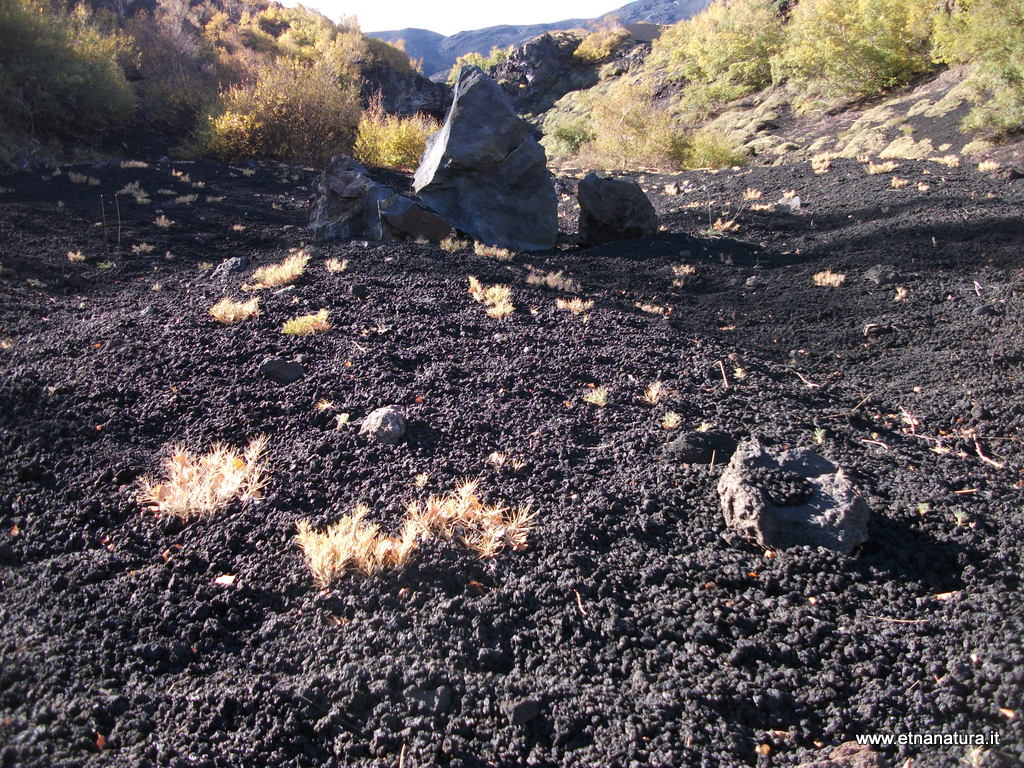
0;0;134;156
543;114;596;157
447;46;512;85
654;0;784;115
573;21;630;64
669;130;749;168
581;80;685;168
353;95;440;170
933;0;1024;135
198;59;361;164
773;0;936;100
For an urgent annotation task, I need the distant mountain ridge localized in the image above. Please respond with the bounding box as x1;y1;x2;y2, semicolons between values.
370;0;709;78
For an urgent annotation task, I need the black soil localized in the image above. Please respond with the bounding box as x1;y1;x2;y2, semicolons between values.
1;157;1022;767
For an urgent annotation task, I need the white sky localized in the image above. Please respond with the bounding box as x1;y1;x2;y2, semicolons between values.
304;1;626;36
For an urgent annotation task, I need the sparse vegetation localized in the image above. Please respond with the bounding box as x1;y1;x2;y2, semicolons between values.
282;310;331;335
555;297;594;315
662;411;683;429
138;436;268;520
813;270;847;287
641;381;670;405
583;385;610;407
209;297;259;324
325;257;348;273
441;237;469;253
468;276;514;319
247;250;310;289
296;480;535;583
447;46;512;85
867;160;899;174
474;242;514;260
154;215;173;228
525;268;580;293
67;250;85;262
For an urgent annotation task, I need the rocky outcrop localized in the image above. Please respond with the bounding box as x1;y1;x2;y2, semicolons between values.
309;156;452;243
360;62;451;119
717;439;870;554
492;32;597;115
577;172;658;245
413;67;558;252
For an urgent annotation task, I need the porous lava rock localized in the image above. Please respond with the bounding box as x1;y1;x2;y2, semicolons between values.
309;156;452;243
718;438;870;554
259;358;305;385
359;405;407;445
577;172;658;246
795;741;884;768
413;66;557;252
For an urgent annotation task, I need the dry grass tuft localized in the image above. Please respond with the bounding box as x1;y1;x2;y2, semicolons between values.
813;270;846;287
132;243;156;254
583;385;610;407
917;182;931;192
525;268;580;293
121;160;149;169
296;482;535;583
247;251;310;289
474;242;514;260
209;297;259;324
930;154;960;168
555;297;594;315
175;194;198;205
70;172;100;185
662;411;682;429
711;217;740;233
978;160;1000;173
672;264;698;277
742;187;763;201
811;154;834;175
468;276;514;319
282;310;331;335
441;237;469;253
154;215;173;228
325;258;348;273
67;250;85;262
118;181;151;204
138;436;268;520
641;380;670;405
637;302;670;315
866;160;899;175
891;177;910;189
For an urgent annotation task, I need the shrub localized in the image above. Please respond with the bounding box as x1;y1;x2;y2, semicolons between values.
573;20;630;64
654;0;784;116
209;297;259;324
543;113;596;158
199;58;361;164
281;310;331;335
0;0;135;157
582;80;684;168
773;0;936;100
353;94;439;170
247;250;310;289
447;46;512;85
933;0;1024;135
669;130;748;168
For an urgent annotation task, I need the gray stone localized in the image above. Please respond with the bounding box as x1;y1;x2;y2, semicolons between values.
576;172;658;246
414;67;557;252
359;406;407;445
260;358;305;385
863;264;899;286
717;438;869;554
502;698;540;725
662;430;737;464
309;155;452;243
210;257;249;280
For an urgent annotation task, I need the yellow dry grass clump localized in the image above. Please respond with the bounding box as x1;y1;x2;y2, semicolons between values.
473;242;514;260
296;480;536;583
440;237;468;253
525;268;580;293
154;215;173;228
583;385;610;407
67;250;85;262
138;436;268;519
468;276;514;319
813;270;846;287
555;297;594;315
325;258;348;273
209;297;259;324
282;310;330;335
978;160;1000;173
866;160;899;175
641;380;669;405
247;250;310;289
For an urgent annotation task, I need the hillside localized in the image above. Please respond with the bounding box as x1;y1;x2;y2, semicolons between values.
369;0;709;78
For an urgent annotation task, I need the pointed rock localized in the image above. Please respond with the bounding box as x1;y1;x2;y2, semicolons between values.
414;66;557;252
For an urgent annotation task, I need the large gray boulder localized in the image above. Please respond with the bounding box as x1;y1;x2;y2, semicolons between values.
413;66;558;252
359;406;407;445
577;172;658;246
309;156;452;243
717;438;869;554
